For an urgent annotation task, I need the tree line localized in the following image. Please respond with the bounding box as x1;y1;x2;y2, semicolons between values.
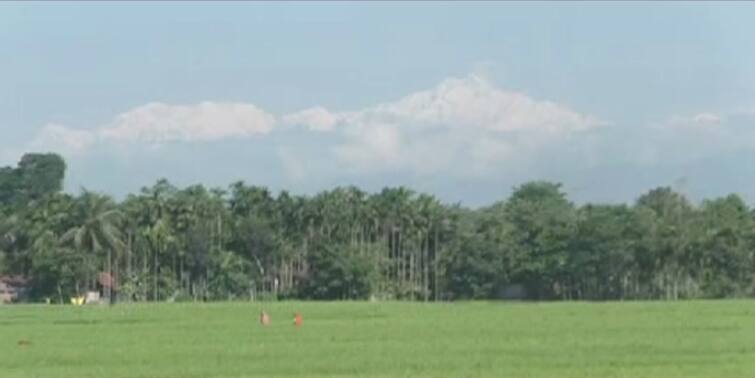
1;153;753;302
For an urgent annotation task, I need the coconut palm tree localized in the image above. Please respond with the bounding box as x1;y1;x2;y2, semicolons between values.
62;191;124;302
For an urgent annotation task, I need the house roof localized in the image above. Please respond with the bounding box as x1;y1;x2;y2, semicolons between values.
97;272;116;289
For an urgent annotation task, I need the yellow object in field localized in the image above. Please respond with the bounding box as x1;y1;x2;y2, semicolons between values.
70;296;85;306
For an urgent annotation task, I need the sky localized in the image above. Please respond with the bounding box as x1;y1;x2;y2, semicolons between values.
2;2;755;206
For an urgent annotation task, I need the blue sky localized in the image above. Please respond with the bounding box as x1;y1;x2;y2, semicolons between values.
2;2;755;206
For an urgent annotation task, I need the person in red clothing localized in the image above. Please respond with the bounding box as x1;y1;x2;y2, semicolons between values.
294;312;302;327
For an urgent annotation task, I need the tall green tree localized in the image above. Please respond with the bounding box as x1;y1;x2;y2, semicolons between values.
696;194;753;297
16;153;66;204
570;204;636;299
504;181;577;299
635;187;696;299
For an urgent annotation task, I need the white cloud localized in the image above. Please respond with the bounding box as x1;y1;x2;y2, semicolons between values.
21;76;598;177
365;75;598;133
693;113;722;124
0;124;98;166
627;111;755;166
285;75;601;176
27;124;97;157
667;112;723;130
12;73;755;205
100;102;275;143
282;106;339;131
13;102;277;162
333;123;402;169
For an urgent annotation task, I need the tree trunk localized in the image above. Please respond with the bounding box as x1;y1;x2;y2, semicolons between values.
154;245;159;302
113;248;119;304
107;248;112;303
143;246;148;301
173;249;177;295
423;232;429;302
126;231;132;301
409;239;415;300
398;229;403;294
434;227;439;301
180;254;184;293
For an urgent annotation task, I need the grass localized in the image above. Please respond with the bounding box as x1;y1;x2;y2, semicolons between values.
1;300;755;377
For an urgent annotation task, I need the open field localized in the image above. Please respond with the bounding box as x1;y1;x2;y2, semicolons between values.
1;300;755;377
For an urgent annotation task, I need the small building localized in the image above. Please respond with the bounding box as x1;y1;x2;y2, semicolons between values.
84;291;101;305
0;275;29;304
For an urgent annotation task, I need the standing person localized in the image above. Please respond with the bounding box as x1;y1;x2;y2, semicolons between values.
294;313;303;327
260;311;271;326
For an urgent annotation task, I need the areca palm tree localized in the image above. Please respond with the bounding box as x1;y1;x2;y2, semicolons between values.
137;179;178;301
144;217;176;301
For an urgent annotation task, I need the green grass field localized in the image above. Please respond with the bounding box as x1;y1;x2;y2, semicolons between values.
2;300;755;377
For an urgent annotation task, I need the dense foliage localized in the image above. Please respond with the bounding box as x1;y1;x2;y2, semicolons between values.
1;153;754;302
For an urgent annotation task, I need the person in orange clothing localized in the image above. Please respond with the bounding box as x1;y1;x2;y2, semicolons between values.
294;312;302;327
